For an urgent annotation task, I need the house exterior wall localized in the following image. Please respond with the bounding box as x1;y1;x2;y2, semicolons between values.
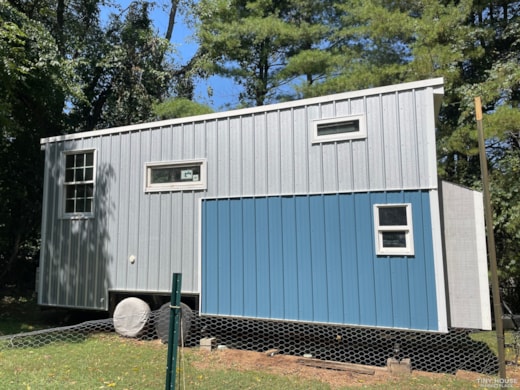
201;191;441;331
38;79;447;331
439;181;491;330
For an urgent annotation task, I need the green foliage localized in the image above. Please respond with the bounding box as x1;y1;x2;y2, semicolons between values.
0;333;479;389
195;0;336;106
153;98;214;119
0;3;71;288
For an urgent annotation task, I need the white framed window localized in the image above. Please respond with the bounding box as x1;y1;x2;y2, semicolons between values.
312;114;366;144
374;204;414;256
145;159;207;192
62;150;96;217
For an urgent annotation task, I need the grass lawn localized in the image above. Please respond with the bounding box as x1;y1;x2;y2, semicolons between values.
0;333;487;390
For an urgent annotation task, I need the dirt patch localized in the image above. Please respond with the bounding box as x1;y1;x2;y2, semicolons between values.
190;348;520;389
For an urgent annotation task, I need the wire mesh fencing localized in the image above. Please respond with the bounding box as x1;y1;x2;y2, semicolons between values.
0;307;500;375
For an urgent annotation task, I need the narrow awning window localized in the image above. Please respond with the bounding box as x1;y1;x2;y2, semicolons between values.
145;159;207;192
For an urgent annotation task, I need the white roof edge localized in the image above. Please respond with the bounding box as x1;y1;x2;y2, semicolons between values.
41;77;444;145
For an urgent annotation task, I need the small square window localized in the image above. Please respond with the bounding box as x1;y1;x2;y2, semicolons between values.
312;115;366;144
63;150;96;217
145;159;207;192
374;204;414;256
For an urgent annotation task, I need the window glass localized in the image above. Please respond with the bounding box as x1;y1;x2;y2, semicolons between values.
317;120;359;136
374;204;414;255
379;206;407;226
382;231;407;248
145;160;206;192
63;151;95;216
150;165;201;184
312;115;366;143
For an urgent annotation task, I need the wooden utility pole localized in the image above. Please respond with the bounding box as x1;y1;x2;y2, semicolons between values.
474;97;506;380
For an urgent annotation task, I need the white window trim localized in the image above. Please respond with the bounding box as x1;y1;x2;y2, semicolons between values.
60;149;97;219
374;203;415;256
144;159;207;192
312;114;366;144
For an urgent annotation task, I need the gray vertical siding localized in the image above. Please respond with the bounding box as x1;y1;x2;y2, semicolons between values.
39;79;444;310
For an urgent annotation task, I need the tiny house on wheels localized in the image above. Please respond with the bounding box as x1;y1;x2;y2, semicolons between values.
38;78;491;333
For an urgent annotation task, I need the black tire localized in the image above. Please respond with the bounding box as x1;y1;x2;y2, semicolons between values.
155;302;193;345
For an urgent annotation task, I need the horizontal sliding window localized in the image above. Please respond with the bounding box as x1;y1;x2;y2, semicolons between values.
312;114;366;143
145;159;207;192
374;204;414;256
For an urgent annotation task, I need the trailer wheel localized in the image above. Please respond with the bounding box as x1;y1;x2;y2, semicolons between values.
155;302;192;345
113;297;151;338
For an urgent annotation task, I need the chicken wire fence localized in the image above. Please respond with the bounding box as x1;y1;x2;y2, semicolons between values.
0;306;502;375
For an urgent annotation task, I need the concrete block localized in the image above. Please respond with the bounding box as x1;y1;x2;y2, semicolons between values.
200;337;216;352
387;357;412;375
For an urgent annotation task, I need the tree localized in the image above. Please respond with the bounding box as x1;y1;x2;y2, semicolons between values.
195;0;336;106
153;97;213;119
0;3;72;289
67;1;172;131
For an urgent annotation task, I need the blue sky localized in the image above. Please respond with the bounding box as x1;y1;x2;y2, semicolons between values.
102;0;241;111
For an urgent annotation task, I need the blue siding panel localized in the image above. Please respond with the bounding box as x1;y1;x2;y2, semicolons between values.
295;197;314;320
255;198;270;318
323;195;345;324
230;200;244;315
242;198;257;317
201;191;439;331
309;196;329;322
217;200;231;315
202;201;219;314
281;197;299;319
372;192;394;328
268;197;285;318
355;194;377;326
339;194;360;324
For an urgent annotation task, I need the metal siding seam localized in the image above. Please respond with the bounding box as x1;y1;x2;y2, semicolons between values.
255;198;270;318
217;199;231;315
385;191;411;329
428;189;448;332
203;200;218;313
296;196;313;321
282;196;298;320
268;197;284;319
324;194;344;323
310;195;328;322
355;193;377;326
395;92;406;188
293;106;308;194
419;191;440;330
422;88;439;189
230;199;244;315
473;190;492;329
242;198;257;317
410;191;437;330
340;194;360;324
138;131;150;290
120;136;131;290
371;192;394;327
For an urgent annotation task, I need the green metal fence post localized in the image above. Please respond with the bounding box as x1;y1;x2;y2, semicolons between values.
165;273;182;390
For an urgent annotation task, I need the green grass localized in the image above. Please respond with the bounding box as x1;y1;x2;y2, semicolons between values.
0;333;485;390
471;330;519;363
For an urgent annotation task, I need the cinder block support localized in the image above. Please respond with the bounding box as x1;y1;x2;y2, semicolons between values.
200;337;216;352
387;358;412;375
